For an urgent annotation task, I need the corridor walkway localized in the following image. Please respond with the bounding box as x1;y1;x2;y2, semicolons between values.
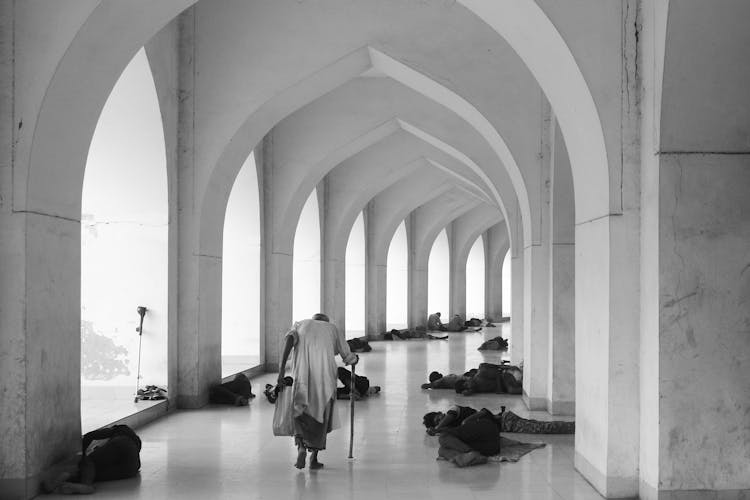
54;325;602;500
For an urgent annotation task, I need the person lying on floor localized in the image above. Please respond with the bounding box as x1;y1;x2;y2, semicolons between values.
420;369;476;390
436;407;500;467
335;366;381;399
477;336;508;351
386;327;448;340
464;317;483;327
423;405;575;435
42;425;142;495
455;362;522;395
209;372;255;406
347;337;372;352
421;363;522;394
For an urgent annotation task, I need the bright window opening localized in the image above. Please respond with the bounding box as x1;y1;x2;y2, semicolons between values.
428;229;449;317
345;212;366;339
222;152;261;376
502;249;511;315
81;48;167;432
465;237;485;319
293;190;321;321
386;221;408;330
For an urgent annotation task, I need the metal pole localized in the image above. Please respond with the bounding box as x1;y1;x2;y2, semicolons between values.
348;363;356;459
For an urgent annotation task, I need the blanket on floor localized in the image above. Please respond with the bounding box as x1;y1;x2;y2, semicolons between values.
487;437;546;462
435;437;546;465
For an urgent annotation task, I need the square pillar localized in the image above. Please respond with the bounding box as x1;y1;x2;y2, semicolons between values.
574;213;640;498
407;214;428;329
364;203;387;337
522;243;549;410
175;11;221;407
0;213;82;499
258;135;294;371
319;183;346;333
646;156;750;498
510;250;524;366
547;121;575;416
447;223;467;318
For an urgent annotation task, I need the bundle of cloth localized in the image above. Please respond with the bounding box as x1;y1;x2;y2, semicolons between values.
347;337;372;352
464;318;483;327
263;376;293;404
421;362;522;395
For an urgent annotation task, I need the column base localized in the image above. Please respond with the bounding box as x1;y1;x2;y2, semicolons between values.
0;477;34;500
546;398;575;416
575;450;638;498
176;394;207;409
640;481;750;500
522;390;547;411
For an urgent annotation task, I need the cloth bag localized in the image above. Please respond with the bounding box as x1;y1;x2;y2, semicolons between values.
272;385;295;436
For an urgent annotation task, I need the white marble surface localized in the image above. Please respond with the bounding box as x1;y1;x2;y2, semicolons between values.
48;325;599;499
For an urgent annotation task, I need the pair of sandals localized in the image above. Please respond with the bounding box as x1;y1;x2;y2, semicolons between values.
136;385;167;401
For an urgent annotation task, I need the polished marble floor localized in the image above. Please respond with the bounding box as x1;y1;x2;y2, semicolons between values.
50;325;604;499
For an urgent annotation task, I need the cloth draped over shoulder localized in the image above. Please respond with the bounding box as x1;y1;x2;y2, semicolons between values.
285;319;357;425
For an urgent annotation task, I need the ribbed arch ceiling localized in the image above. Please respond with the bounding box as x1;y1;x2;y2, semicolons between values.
26;0;609;265
263;72;522;254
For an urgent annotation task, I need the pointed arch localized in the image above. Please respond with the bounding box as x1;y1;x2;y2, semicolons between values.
465;237;485;319
221;152;261;376
80;48;168;430
293;190;321;321
428;229;450;317
387;221;408;330
345;212;366;338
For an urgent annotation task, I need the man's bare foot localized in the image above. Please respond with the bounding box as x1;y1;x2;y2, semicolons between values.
452;450;487;468
295;448;307;469
309;451;323;469
42;471;72;493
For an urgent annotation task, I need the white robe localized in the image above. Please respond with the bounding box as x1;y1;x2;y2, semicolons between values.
285;319;357;426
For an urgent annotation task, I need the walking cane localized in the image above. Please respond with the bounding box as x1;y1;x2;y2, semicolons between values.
134;306;147;403
348;361;356;459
